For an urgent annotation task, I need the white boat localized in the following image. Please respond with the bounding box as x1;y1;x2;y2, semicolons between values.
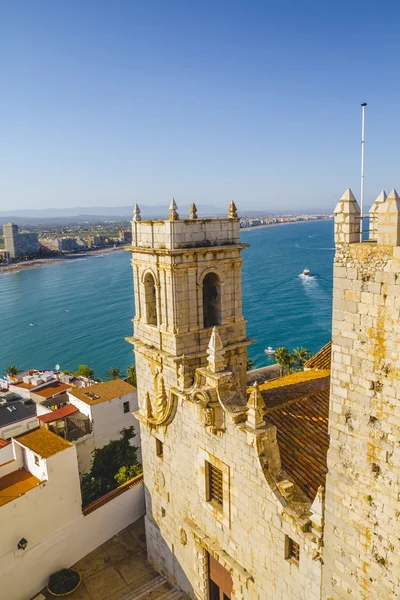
29;323;35;327
264;346;275;355
303;269;311;277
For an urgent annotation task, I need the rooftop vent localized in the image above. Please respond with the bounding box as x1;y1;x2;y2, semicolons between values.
84;391;100;400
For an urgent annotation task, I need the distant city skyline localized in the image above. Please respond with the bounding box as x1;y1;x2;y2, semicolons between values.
1;1;399;212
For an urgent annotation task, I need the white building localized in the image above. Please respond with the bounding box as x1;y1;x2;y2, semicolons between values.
0;426;144;600
67;379;141;472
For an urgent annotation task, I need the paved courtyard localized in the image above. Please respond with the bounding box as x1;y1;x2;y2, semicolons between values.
34;517;186;600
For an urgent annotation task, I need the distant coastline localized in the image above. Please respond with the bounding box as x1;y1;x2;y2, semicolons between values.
240;217;333;232
0;246;126;275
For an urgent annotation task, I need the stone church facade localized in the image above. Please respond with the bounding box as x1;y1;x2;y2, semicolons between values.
127;192;400;600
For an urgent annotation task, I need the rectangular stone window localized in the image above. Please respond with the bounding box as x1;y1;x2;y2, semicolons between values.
206;461;223;509
286;536;300;564
156;438;163;457
123;401;130;413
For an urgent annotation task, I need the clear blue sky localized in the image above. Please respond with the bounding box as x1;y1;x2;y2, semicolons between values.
1;0;399;212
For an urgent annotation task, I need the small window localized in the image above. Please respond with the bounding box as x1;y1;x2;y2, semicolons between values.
34;455;39;466
123;401;130;414
286;536;300;564
156;438;163;457
206;461;223;509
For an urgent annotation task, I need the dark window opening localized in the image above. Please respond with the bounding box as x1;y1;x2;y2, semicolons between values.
156;438;163;457
144;272;157;325
206;461;223;508
123;401;130;413
286;536;300;564
203;272;221;328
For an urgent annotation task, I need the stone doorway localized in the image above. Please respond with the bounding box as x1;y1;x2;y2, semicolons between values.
208;553;232;600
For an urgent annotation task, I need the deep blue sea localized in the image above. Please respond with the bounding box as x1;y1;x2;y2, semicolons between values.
0;220;334;379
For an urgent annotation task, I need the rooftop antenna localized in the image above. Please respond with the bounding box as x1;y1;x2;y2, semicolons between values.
360;102;367;241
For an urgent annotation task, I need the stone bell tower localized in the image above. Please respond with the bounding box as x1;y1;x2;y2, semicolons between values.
323;188;400;600
127;199;249;420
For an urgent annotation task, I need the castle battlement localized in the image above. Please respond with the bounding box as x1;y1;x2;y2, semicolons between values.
334;187;400;247
131;200;241;250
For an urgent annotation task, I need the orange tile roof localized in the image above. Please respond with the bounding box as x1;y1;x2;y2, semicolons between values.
305;341;332;371
38;404;78;424
12;381;35;390
15;427;72;458
33;382;71;398
0;469;41;507
255;369;330;410
266;386;330;501
70;379;135;405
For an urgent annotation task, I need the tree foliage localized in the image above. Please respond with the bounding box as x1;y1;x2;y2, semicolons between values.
75;364;95;380
274;347;310;376
106;367;123;380
5;365;22;377
80;427;142;507
247;357;255;371
126;365;137;387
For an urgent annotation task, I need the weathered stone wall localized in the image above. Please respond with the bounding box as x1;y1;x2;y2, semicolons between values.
323;241;400;600
130;212;322;600
141;395;322;600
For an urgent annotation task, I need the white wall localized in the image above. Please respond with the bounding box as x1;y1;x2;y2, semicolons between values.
73;432;95;474
68;391;141;460
0;479;145;600
0;443;20;477
0;446;82;555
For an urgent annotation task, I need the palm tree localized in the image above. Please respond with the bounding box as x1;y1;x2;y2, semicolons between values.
126;365;137;387
5;365;21;378
274;347;295;377
293;347;311;371
106;367;123;380
247;357;255;371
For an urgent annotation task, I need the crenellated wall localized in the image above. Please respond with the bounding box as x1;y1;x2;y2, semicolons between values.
323;188;400;600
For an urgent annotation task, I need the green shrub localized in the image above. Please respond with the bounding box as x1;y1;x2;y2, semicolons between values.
48;569;80;594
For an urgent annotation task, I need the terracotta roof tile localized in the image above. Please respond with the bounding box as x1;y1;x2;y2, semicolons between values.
70;379;135;405
15;427;72;458
34;382;72;398
305;341;332;371
266;386;330;501
255;370;330;410
38;404;78;424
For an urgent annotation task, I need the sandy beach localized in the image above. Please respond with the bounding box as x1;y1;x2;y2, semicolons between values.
240;217;332;232
0;246;126;275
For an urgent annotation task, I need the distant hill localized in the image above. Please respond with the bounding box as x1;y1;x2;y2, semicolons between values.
0;203;224;221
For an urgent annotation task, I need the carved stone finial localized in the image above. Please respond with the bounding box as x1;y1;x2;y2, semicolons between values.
189;203;198;220
145;391;153;419
310;485;325;534
246;381;265;429
333;188;361;245
169;198;179;221
207;326;226;373
228;201;238;219
377;188;400;246
369;191;386;241
133;203;141;222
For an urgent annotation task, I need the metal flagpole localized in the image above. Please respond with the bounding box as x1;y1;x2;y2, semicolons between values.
360;102;367;241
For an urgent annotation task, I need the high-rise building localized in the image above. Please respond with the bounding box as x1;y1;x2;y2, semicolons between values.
3;222;39;259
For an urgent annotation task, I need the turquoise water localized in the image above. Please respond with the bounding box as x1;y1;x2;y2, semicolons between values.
0;220;334;378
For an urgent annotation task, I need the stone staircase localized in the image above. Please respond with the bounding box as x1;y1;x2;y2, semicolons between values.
122;574;188;599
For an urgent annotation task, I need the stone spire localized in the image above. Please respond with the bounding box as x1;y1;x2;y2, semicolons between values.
246;382;265;429
133;203;141;222
169;198;179;221
207;327;226;373
189;203;198;220
333;188;361;245
369;191;386;241
228;201;238;219
377;188;400;246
